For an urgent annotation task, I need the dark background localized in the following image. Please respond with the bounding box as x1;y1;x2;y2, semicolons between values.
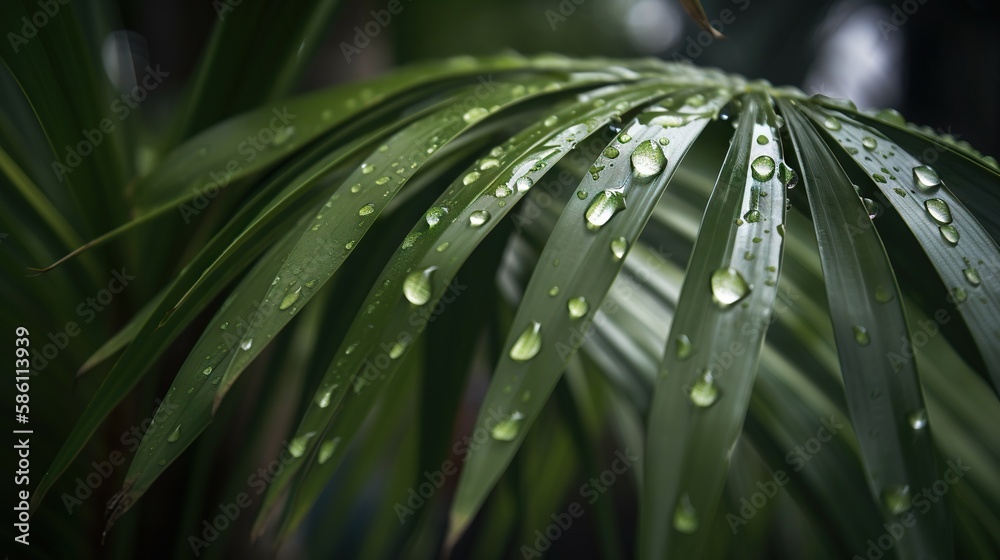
126;0;999;159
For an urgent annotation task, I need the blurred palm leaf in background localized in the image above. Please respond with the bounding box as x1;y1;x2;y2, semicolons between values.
2;0;999;559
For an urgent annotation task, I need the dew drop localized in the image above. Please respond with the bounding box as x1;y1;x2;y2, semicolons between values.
279;287;302;310
490;411;524;441
744;209;762;223
875;284;894;303
240;339;253;351
436;242;449;253
610;237;628;260
289;432;316;458
924;198;952;225
315;384;337;408
673;494;699;533
676;334;693;361
862;137;878;151
618;132;632;143
167;425;181;443
751;155;776;181
756;134;769;145
515;176;534;192
469;210;491;227
317;437;341;464
951;287;967;303
463;171;480;185
881;485;912;515
853;325;871;346
359;203;375;216
630;140;667;180
509;321;542;362
710;267;751;308
585;190;627;228
463;107;488;123
603;146;620;159
389;341;406;359
403;267;436;306
544;115;559;127
689;369;720;407
823;116;841;131
908;409;928;430
425;206;448;227
567;297;589;319
273;126;294;145
963;267;981;287
548;285;560;297
938;225;959;246
912;165;941;193
494;184;513;198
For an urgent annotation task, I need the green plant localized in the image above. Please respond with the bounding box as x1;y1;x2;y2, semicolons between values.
3;1;999;559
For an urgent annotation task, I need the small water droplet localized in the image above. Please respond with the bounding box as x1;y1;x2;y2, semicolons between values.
240;339;253;351
273;126;294;145
544;115;559;127
515;176;534;192
924;198;952;225
567;297;589;319
864;198;880;220
315;384;337;408
359;203;375;216
875;285;894;303
862;137;878;151
403;267;436;305
853;325;871;346
436;242;449;253
744;209;762;223
494;184;513;198
463;171;480;185
603;146;620;159
882;485;912;515
469;210;491;227
908;409;928;430
963;267;981;286
689;369;720;407
289;432;316;458
279;287;302;310
630;140;667;180
463;107;488;123
585;190;627;228
939;225;959;246
509;321;542;362
756;134;770;145
711;268;751;307
389;341;406;359
823;116;841;131
951;287;967;303
676;334;693;360
318;437;341;464
618;132;632;143
167;425;181;443
361;162;374;175
610;237;628;260
490;411;525;441
673;494;699;533
548;285;560;297
751;155;775;181
425;206;448;227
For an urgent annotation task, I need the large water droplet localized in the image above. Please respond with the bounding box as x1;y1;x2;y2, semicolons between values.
779;161;798;188
689;369;720;407
751;155;775;181
515;176;534;192
509;321;542;362
469;210;491;227
403;267;436;305
630;140;667;180
676;334;693;361
862;137;878;151
823;116;841;131
167;425;181;443
567;297;589;319
924;198;952;225
279;287;302;310
610;237;628;260
912;165;941;193
585;190;626;228
490;411;524;441
710;267;751;307
359;203;375;216
882;485;912;515
673;494;699;533
853;325;871;346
